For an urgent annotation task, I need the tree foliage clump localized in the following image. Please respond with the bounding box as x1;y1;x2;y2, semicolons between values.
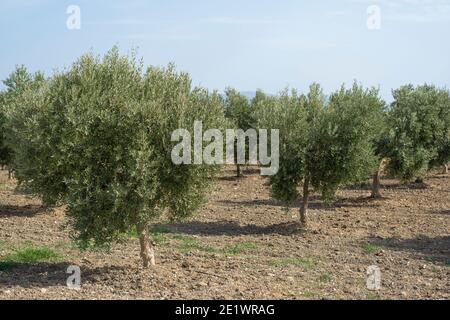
7;48;226;267
0;65;45;173
254;88;307;203
385;84;450;182
308;84;386;199
223;88;257;177
256;83;385;226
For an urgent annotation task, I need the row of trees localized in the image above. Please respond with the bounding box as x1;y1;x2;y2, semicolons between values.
0;48;449;266
225;83;449;225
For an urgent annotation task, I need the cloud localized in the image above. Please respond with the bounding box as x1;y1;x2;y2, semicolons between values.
324;10;352;17
84;19;159;26
385;10;450;22
387;3;450;22
121;33;201;41
0;0;49;9
255;37;337;51
203;16;284;25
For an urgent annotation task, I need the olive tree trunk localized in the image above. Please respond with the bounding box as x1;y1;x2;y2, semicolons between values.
136;223;155;268
236;164;242;178
371;169;382;198
299;175;310;227
443;164;448;174
370;160;384;199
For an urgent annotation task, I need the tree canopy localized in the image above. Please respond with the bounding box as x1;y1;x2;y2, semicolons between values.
6;48;226;267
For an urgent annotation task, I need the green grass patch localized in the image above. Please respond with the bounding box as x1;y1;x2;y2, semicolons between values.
174;235;218;253
172;234;187;241
0;245;62;271
151;233;167;246
366;293;381;300
0;183;12;191
149;225;172;245
302;290;316;298
319;272;332;283
361;243;380;254
125;225;172;246
270;257;315;269
150;225;172;234
173;236;258;256
223;242;258;255
54;240;79;250
126;228;139;239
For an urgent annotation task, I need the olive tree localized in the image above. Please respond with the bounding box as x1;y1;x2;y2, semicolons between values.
7;48;226;267
255;86;309;225
0;92;9;170
0;66;44;177
256;83;384;227
385;85;450;182
223;88;256;177
307;84;384;218
363;97;389;199
429;88;450;174
370;124;390;198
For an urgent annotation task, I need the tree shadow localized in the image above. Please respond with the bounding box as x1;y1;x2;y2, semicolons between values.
341;182;373;191
364;235;450;265
217;166;262;181
218;198;294;207
384;182;429;190
342;180;431;192
0;262;128;289
162;220;301;237
428;209;450;216
242;167;261;175
429;175;449;180
217;195;380;211
218;175;245;182
0;204;47;218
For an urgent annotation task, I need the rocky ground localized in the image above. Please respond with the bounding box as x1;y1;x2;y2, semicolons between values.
0;167;448;300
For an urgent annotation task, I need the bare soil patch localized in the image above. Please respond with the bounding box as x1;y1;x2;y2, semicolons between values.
0;168;448;300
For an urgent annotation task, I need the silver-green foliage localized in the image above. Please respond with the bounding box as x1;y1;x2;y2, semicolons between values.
0;65;45;168
385;84;450;182
7;48;226;248
255;82;385;207
223;88;256;176
254;87;308;202
309;83;385;199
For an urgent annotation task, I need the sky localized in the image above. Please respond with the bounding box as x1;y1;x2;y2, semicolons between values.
0;0;449;101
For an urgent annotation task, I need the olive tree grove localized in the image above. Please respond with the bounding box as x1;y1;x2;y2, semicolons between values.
3;47;448;265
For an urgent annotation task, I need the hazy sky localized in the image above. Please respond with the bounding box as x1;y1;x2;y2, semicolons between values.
1;0;449;100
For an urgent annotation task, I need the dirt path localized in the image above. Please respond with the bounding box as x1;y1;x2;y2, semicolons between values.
0;168;449;300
